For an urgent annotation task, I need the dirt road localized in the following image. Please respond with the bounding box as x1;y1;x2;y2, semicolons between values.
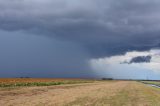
0;81;160;106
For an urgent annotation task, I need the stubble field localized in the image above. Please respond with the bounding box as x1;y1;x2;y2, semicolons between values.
0;79;160;106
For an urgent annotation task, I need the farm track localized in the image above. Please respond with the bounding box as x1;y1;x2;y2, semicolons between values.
0;81;160;106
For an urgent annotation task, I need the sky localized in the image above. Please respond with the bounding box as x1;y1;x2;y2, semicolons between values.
0;0;160;79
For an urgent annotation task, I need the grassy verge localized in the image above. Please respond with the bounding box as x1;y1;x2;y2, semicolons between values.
140;81;160;86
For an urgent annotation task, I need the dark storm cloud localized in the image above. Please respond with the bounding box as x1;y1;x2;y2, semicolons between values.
0;0;160;57
129;56;152;64
0;30;97;78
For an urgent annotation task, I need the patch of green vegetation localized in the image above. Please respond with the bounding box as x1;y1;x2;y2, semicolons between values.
0;80;94;87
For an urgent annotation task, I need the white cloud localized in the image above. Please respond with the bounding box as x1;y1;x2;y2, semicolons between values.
89;49;160;79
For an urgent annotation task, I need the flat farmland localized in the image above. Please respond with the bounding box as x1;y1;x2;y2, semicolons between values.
1;80;160;106
0;78;94;87
0;78;69;83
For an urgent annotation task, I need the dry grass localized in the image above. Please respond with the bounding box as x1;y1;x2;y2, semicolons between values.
0;81;160;106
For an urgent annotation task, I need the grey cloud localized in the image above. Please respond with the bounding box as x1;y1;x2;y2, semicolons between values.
0;0;160;58
121;55;152;64
129;56;152;64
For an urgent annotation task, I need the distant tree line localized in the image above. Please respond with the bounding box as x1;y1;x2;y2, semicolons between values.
101;78;113;80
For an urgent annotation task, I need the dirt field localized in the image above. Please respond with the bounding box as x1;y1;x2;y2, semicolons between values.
0;81;160;106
